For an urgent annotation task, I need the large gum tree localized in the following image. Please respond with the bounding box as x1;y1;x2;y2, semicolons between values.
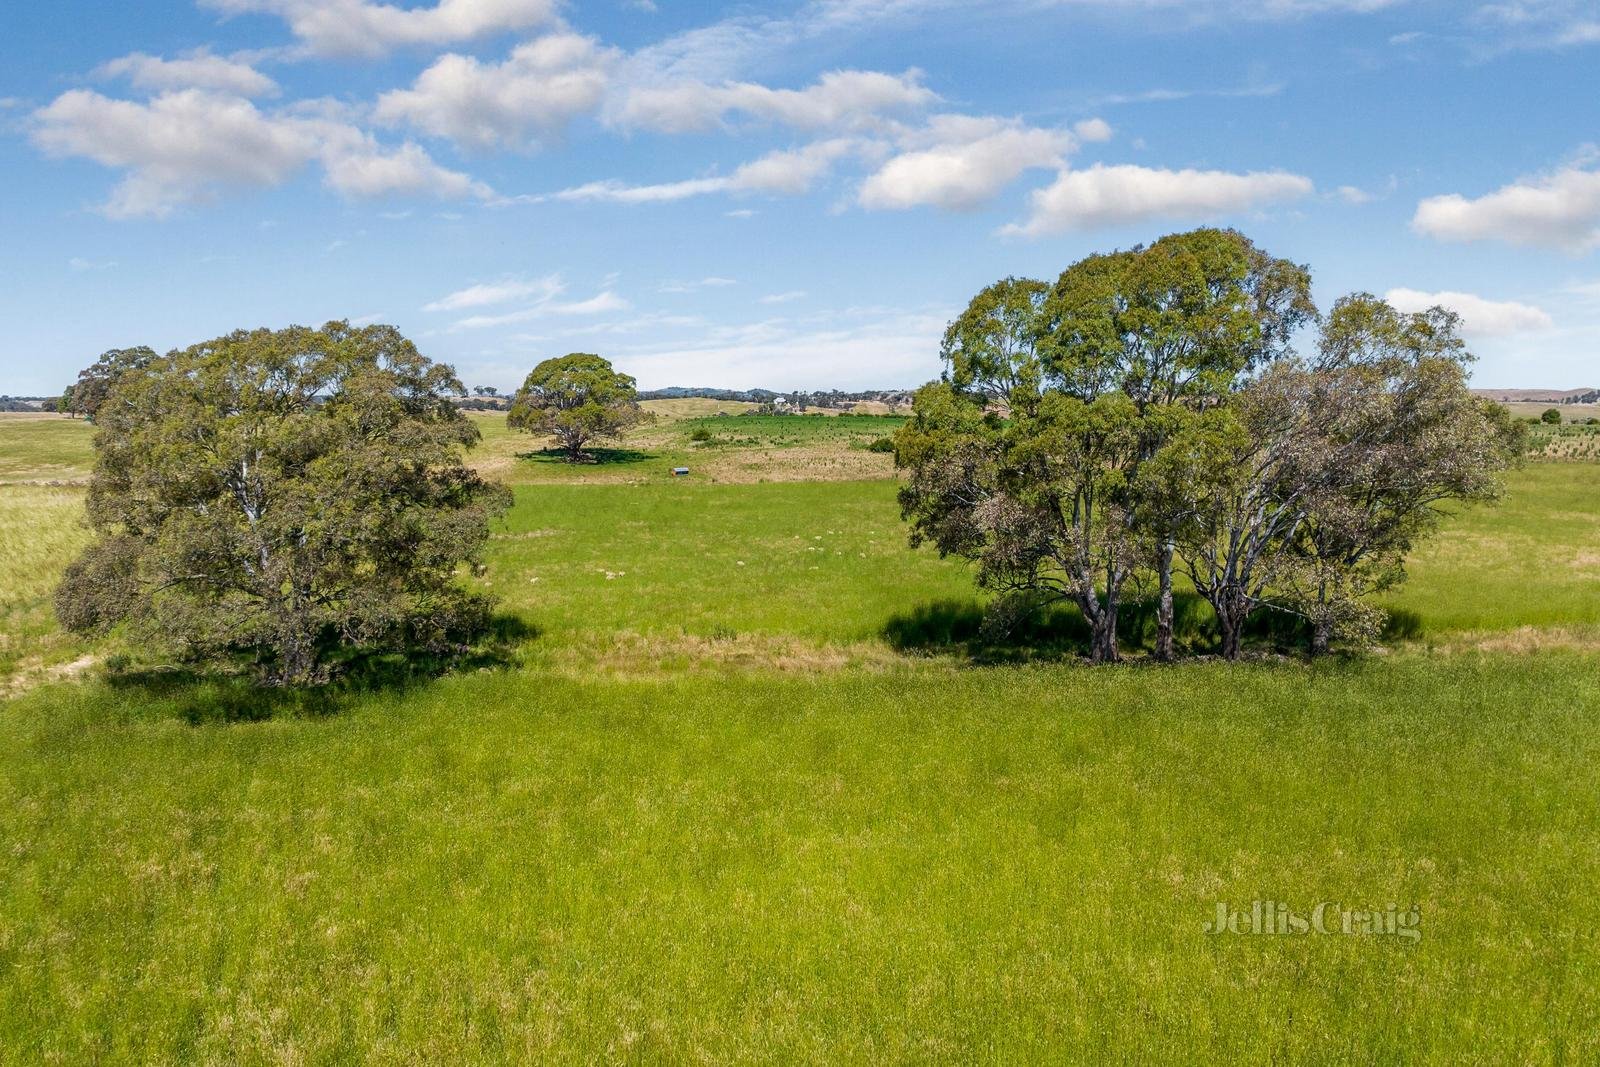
55;322;511;687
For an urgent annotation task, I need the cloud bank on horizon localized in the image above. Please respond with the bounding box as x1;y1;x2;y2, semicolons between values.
3;0;1598;392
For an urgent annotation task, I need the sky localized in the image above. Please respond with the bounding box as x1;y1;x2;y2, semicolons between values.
2;0;1598;395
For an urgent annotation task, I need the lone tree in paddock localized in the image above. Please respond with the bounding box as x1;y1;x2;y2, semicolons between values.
54;322;511;687
507;353;647;462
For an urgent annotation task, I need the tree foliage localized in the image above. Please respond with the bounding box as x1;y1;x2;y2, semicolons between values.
55;322;511;687
897;230;1521;662
507;353;647;462
60;346;158;421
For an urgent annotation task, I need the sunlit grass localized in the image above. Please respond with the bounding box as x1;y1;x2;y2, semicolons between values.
1;414;1598;1060
2;653;1598;1060
0;415;94;483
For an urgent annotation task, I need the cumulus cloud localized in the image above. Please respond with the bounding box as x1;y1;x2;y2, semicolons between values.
612;68;936;134
1004;163;1313;236
731;139;860;194
1072;117;1113;143
97;50;279;97
858;116;1073;211
31;88;486;218
201;0;558;57
375;33;612;150
1384;288;1555;336
1412;161;1600;253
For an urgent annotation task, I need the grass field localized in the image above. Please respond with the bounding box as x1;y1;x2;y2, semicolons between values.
2;409;1598;1060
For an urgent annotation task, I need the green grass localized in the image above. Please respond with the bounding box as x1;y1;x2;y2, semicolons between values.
3;654;1597;1061
1382;463;1600;632
0;485;93;684
1;413;1598;1060
0;415;94;483
678;413;906;449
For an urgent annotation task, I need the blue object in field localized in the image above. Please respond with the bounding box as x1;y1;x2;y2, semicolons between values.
672;467;690;477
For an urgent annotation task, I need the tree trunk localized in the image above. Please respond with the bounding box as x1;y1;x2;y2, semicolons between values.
1082;577;1122;664
1310;617;1332;657
1155;540;1175;662
1215;589;1246;661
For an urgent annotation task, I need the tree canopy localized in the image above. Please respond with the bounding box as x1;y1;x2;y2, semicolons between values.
507;353;647;462
55;322;511;687
60;346;157;421
897;229;1521;662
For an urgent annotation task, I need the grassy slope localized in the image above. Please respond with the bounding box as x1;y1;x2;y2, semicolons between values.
1;414;1598;1060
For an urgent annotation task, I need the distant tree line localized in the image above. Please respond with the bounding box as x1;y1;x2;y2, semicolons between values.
895;228;1524;662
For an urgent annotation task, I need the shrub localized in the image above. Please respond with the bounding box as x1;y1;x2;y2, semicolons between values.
1541;408;1563;425
867;436;895;453
690;426;715;443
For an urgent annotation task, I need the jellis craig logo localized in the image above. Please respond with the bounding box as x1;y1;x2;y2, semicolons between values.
1205;900;1421;943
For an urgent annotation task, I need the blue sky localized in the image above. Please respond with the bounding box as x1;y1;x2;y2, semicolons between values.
2;0;1598;394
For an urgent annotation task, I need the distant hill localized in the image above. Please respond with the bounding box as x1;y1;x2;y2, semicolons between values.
1473;388;1600;404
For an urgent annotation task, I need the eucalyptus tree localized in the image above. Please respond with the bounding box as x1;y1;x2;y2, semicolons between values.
1283;295;1524;653
61;345;157;421
507;353;647;462
1157;295;1521;659
1038;228;1315;658
55;322;510;687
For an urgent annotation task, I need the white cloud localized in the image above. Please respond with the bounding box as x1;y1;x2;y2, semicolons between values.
425;274;564;311
202;0;559;57
1385;288;1555;337
659;277;737;293
32;89;321;217
1072;117;1113;142
319;135;489;199
1413;161;1600;253
31;88;486;218
760;290;808;304
612;68;935;134
98;50;279;97
375;33;612;150
1475;1;1600;48
451;290;629;329
554;176;734;203
730;138;860;195
1004;163;1313;235
858;116;1073;211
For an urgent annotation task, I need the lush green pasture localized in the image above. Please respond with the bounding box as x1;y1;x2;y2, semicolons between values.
0;414;94;484
1382;463;1600;633
4;653;1599;1061
1;412;1598;1060
678;412;905;449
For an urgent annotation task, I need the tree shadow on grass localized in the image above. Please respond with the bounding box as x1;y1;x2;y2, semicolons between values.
104;613;541;725
884;592;1324;664
516;447;655;466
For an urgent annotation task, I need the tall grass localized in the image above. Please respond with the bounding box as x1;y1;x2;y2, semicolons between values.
2;654;1597;1060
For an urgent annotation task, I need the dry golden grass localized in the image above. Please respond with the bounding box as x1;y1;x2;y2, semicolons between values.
535;630;930;680
639;398;760;420
0;485;94;687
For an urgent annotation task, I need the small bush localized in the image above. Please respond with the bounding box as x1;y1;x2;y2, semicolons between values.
1541;408;1563;425
867;436;895;453
689;427;715;443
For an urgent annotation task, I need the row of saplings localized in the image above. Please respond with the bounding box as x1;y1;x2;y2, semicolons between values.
891;227;1523;662
52;227;1520;687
